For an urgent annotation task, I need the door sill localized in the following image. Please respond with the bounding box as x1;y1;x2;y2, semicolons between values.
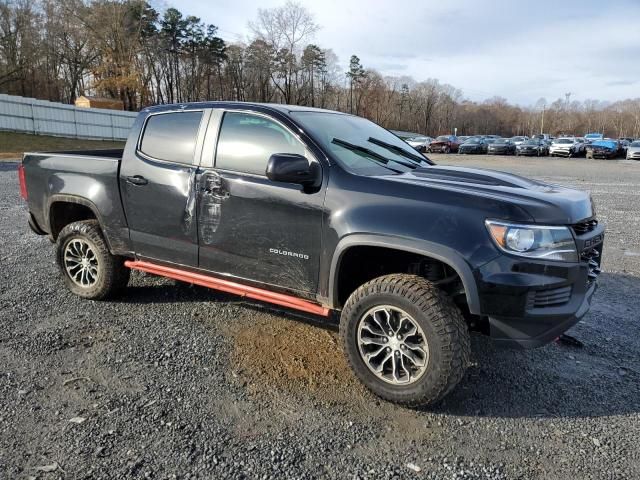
124;260;330;317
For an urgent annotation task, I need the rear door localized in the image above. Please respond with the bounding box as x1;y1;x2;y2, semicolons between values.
120;109;211;266
195;109;325;295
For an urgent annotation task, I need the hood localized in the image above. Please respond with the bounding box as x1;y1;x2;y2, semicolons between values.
590;141;616;149
382;165;594;224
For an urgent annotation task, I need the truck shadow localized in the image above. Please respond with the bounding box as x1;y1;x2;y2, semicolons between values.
116;271;640;419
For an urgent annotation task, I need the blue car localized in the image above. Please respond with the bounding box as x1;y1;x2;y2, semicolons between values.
585;139;622;159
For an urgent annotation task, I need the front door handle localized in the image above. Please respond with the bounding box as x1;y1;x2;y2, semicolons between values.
126;175;148;186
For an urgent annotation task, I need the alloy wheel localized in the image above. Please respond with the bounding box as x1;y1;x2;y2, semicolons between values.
63;239;99;288
357;305;429;385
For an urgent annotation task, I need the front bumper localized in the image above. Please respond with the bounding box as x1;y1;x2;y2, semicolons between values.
590;150;616;159
517;148;540;156
474;224;604;348
488;148;514;155
550;148;572;156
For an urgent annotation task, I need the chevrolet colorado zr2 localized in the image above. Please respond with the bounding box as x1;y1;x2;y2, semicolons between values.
18;102;604;407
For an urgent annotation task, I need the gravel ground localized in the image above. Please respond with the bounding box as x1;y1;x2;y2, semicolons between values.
1;156;639;479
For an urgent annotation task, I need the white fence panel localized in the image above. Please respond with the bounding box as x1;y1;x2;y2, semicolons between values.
0;94;137;140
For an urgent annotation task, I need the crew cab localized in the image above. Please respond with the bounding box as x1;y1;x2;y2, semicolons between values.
19;102;604;407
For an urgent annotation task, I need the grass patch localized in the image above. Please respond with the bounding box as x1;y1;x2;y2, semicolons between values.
0;131;125;159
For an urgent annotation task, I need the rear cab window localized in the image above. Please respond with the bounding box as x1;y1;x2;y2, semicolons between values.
139;111;203;164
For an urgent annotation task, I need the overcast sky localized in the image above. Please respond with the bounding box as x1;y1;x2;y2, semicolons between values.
171;0;640;106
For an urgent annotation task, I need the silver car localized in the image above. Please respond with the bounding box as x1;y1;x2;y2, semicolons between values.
509;136;529;146
406;135;433;153
550;137;585;157
627;140;640;160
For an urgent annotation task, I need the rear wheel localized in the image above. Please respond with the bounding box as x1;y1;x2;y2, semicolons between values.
56;220;130;300
340;274;470;407
443;145;451;154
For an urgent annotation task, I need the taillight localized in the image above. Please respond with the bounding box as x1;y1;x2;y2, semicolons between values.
18;164;28;200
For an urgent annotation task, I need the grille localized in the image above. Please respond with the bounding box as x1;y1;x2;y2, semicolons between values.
572;219;598;235
582;247;602;284
526;285;572;309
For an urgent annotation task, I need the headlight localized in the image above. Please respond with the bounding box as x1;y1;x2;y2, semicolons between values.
485;220;578;262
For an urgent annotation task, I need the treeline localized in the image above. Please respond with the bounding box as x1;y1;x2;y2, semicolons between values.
1;0;639;138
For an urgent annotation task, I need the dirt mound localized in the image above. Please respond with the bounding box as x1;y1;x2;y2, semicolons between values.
228;313;368;403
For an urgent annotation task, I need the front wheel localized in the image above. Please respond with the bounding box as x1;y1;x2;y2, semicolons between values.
56;220;130;300
339;274;470;407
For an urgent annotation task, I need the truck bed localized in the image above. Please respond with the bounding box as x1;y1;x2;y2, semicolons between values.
25;148;124;159
21;148;130;254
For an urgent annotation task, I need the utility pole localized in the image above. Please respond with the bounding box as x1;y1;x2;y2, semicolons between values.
540;103;545;134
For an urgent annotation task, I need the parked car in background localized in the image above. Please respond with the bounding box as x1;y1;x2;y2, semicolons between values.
488;138;517;155
428;135;461;153
626;140;640;160
584;133;604;144
533;134;552;141
406;135;432;153
619;139;631;154
619;137;634;143
509;136;528;146
585;139;623;159
516;139;549;157
458;137;488;154
550;137;585;157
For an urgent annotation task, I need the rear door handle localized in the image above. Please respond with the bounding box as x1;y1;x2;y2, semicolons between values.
126;175;148;186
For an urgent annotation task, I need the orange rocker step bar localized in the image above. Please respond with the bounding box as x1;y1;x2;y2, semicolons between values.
124;260;330;317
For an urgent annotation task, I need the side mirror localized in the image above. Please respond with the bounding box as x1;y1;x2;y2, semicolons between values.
266;153;320;187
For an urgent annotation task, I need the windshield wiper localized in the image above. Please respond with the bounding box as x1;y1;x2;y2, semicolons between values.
367;137;434;166
331;138;404;174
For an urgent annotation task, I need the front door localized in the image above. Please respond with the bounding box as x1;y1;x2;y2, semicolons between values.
196;110;325;295
120;109;209;266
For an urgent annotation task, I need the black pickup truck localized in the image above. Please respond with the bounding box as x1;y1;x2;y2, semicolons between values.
19;102;604;407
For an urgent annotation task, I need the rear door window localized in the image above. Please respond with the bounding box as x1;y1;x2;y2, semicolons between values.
215;112;305;176
139;111;203;164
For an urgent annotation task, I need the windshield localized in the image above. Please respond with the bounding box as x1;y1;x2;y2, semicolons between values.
435;135;450;141
511;137;524;141
464;138;481;144
523;139;540;145
555;138;574;144
409;136;429;142
291;111;431;175
585;134;602;139
494;139;510;144
631;141;640;147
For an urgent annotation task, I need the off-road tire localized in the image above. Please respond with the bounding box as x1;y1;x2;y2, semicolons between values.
56;220;130;300
340;274;470;407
